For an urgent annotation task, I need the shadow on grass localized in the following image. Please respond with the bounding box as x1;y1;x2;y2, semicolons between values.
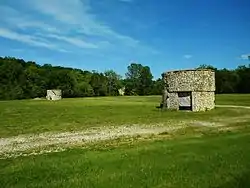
214;172;250;188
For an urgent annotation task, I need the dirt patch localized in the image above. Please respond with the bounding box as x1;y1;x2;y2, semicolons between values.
191;121;224;127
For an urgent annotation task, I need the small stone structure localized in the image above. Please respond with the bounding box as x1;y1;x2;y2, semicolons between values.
161;69;215;111
46;89;62;101
118;87;125;96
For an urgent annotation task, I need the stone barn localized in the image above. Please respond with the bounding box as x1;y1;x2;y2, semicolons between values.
161;69;215;112
46;89;62;101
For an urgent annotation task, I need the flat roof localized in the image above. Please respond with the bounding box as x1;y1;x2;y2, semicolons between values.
162;68;215;74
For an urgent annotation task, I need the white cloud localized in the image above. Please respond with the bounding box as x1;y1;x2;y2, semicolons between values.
183;54;193;59
0;0;157;55
24;0;141;47
0;28;66;52
241;54;250;60
17;20;60;33
0;4;100;51
45;34;99;49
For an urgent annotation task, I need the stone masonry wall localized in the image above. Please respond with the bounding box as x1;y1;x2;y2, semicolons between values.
167;93;178;110
191;91;215;111
161;69;215;111
164;70;215;92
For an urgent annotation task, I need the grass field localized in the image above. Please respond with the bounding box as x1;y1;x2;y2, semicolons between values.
0;94;250;137
1;94;250;187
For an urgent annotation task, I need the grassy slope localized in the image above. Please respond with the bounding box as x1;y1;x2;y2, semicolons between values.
0;94;250;137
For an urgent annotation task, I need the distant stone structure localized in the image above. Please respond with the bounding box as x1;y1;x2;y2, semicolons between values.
46;89;62;101
118;87;125;96
161;69;215;111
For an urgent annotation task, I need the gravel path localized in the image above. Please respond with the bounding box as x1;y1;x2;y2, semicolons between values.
216;105;250;109
0;124;185;158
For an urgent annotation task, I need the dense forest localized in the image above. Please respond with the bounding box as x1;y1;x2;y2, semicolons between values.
0;56;250;100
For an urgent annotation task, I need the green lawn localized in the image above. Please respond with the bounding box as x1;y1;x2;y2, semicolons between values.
1;94;250;188
1;129;250;188
216;94;250;106
0;94;250;137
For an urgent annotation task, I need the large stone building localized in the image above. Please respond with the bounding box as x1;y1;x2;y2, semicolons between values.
161;69;215;112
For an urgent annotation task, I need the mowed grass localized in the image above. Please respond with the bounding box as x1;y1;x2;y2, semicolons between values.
0;94;250;137
1;129;250;188
216;94;250;106
1;94;250;188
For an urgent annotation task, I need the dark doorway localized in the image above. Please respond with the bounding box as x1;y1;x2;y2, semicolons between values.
178;92;192;110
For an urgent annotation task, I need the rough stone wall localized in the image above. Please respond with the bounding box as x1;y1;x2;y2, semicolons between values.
164;70;215;92
46;90;62;101
192;92;215;111
167;93;178;110
161;69;215;111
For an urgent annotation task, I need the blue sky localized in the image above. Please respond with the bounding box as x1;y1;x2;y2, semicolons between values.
0;0;249;79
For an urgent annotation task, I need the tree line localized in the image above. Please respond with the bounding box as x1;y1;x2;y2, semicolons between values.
197;64;250;94
0;56;249;100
